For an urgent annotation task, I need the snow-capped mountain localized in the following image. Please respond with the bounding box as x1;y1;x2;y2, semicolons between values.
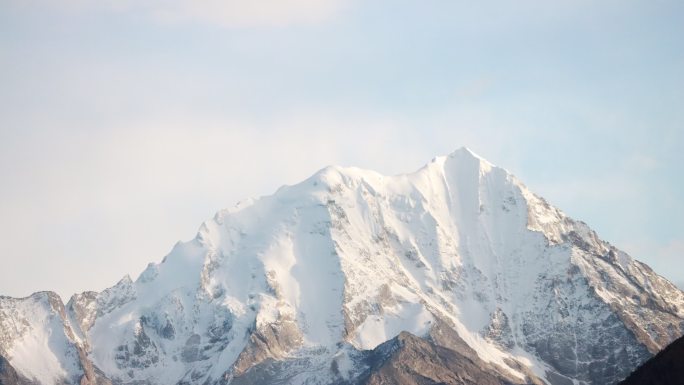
1;148;683;385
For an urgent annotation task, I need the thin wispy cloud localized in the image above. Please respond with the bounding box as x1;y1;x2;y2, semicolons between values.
17;0;349;27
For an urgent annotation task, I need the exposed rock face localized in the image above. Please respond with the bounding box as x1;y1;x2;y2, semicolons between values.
482;308;514;350
361;326;545;385
364;332;513;385
0;293;110;385
619;335;684;385
66;292;98;335
0;354;33;385
1;148;683;385
232;317;303;376
228;320;544;385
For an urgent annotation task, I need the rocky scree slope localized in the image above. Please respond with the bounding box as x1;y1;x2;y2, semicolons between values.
1;148;683;385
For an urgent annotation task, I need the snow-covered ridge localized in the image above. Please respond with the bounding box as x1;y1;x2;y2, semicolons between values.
0;292;84;384
1;147;683;385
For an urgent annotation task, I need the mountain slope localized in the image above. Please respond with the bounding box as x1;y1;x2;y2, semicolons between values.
0;354;32;385
0;292;109;385
1;148;683;385
619;334;684;385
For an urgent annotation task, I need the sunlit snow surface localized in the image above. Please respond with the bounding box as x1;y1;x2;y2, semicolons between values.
0;293;82;384
2;148;683;385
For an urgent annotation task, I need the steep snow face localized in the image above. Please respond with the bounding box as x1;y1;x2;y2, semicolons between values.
3;148;684;385
0;292;83;385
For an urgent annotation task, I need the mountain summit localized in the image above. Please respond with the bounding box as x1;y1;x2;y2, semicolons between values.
1;148;683;385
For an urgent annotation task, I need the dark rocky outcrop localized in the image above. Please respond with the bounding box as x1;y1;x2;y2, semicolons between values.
76;346;113;385
359;328;542;385
232;317;303;376
227;323;545;385
362;332;508;385
619;334;684;385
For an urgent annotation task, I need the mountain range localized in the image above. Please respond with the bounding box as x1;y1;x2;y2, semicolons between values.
1;148;682;385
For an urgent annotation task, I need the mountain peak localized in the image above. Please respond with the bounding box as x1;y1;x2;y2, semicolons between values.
1;150;683;385
449;146;482;159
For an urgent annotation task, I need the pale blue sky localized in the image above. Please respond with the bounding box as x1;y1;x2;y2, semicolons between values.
1;0;683;299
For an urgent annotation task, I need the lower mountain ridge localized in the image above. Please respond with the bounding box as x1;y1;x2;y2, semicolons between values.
1;148;683;385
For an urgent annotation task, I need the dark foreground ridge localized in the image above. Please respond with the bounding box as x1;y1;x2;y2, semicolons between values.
619;335;684;385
